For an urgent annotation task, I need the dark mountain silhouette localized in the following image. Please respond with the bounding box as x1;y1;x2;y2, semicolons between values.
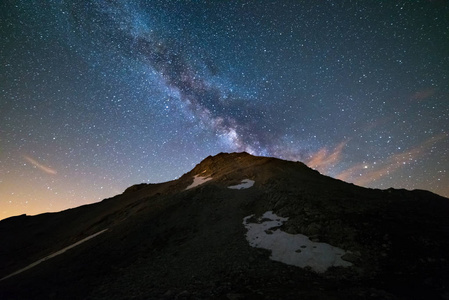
1;152;449;299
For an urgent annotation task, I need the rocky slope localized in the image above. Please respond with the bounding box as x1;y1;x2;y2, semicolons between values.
1;152;449;299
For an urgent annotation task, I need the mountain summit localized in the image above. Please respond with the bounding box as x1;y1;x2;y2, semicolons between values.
1;152;449;299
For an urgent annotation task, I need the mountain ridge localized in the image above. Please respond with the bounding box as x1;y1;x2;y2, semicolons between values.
1;152;448;299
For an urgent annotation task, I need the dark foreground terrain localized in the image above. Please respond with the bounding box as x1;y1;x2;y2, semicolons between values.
1;152;449;299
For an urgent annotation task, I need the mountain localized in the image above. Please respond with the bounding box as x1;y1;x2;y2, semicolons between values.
1;152;449;299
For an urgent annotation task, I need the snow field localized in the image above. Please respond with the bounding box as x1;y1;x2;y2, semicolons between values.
185;174;213;190
243;211;352;273
228;179;255;190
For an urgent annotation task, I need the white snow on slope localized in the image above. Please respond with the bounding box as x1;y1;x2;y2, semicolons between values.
228;179;255;190
243;211;352;273
1;229;108;281
185;174;212;190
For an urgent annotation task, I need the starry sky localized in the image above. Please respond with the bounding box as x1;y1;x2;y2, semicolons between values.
1;0;448;220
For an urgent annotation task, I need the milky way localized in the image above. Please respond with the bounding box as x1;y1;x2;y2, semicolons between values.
1;1;448;220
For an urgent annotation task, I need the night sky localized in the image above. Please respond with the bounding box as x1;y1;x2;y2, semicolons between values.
1;1;448;220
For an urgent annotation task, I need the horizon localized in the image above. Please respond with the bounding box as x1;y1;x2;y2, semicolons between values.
2;151;448;221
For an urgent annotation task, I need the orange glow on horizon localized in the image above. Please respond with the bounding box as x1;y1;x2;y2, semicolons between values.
336;133;447;186
306;141;346;173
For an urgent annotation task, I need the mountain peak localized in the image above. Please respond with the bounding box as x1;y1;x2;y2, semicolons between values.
189;151;311;179
1;152;449;299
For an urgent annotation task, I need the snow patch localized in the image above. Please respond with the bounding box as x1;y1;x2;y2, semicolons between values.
185;175;212;190
1;229;108;281
228;179;255;190
243;211;352;273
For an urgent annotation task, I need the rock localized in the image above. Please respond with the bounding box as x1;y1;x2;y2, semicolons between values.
341;252;360;263
306;223;321;235
176;290;190;298
226;293;245;300
162;290;175;298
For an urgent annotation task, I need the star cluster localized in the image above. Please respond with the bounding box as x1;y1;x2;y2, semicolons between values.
1;1;448;220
